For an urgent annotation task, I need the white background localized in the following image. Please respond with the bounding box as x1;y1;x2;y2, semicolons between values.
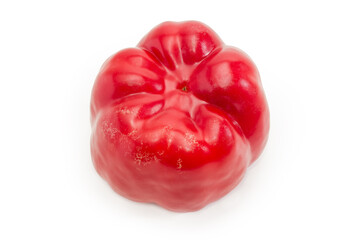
1;0;359;239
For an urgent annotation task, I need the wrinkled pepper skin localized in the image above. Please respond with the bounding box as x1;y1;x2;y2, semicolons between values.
90;21;270;212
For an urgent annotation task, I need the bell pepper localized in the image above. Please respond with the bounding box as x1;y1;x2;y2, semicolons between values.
90;21;270;212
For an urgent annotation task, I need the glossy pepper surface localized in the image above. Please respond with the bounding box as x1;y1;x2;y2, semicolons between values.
90;21;270;212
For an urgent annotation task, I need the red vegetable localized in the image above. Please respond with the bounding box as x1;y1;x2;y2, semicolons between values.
90;21;270;212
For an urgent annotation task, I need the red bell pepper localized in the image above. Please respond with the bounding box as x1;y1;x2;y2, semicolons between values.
90;21;270;212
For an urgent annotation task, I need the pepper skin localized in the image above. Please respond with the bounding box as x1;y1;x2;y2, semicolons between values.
90;21;270;212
